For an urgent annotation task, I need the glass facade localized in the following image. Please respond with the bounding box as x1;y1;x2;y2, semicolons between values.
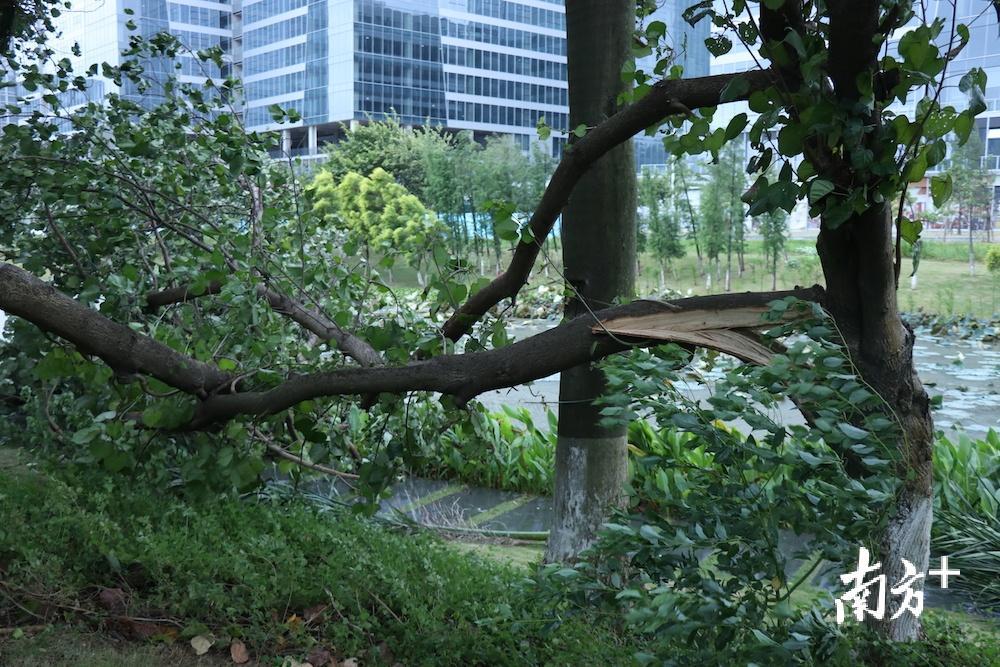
237;0;568;153
42;0;717;164
633;0;711;169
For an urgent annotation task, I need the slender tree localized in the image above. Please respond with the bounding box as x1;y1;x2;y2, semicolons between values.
546;0;636;562
759;209;787;290
948;129;991;275
639;169;685;287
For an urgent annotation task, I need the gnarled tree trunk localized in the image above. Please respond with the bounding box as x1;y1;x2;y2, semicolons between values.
818;203;934;640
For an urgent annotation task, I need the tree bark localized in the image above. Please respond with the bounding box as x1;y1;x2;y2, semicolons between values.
822;1;934;638
969;208;975;276
817;204;934;641
547;0;636;562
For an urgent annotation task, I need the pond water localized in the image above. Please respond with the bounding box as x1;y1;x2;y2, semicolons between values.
482;319;1000;436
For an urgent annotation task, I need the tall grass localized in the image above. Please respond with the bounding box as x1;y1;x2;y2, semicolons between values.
932;430;1000;610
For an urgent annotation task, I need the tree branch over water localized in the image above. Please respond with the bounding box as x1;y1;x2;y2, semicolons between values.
0;261;820;430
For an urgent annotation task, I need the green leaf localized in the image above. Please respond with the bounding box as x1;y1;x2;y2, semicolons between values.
748;90;772;114
808;179;835;204
493;216;519;241
900;217;923;245
639;524;663;542
954;110;975;144
572;124;587;138
777;123;805;156
798;450;824;466
719;77;750;104
959;67;988;115
704;35;733;57
930;173;953;207
724;113;748;141
535;116;551;141
838;423;870;441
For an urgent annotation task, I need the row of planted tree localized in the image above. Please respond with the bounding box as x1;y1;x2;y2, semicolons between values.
308;117;795;291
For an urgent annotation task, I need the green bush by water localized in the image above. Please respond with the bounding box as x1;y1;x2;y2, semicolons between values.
932;430;1000;610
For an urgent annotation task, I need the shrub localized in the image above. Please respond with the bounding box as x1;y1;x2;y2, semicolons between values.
987;245;1000;275
932;429;1000;610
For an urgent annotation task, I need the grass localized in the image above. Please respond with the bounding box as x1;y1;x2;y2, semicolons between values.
0;449;639;666
391;238;1000;318
0;626;234;666
634;239;1000;318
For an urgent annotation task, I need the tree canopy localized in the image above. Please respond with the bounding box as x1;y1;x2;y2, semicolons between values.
0;0;993;651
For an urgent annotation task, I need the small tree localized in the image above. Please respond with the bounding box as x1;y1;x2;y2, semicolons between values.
949;130;992;275
699;173;726;288
759;209;787;290
322;117;427;195
718;140;747;290
470;136;550;271
307;168;443;284
639;169;685;288
414;128;468;256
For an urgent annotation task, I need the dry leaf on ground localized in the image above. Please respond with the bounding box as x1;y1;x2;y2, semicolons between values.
191;634;213;656
230;639;250;664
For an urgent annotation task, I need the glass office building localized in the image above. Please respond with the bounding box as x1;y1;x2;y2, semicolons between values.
240;0;568;157
40;0;711;163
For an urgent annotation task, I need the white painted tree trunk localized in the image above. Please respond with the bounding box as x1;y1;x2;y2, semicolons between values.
546;435;628;561
910;274;917;290
871;491;933;640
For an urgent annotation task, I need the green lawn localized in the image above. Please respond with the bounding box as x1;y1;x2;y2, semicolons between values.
391;238;1000;318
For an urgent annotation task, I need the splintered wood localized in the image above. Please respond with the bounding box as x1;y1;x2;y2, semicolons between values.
591;304;793;365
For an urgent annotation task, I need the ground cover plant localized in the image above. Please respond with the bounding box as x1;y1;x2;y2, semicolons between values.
0;449;639;666
1;446;997;666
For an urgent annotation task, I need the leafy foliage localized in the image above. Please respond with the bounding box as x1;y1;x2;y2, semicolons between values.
636;1;988;240
986;245;1000;275
539;299;905;664
306;167;444;257
931;429;1000;609
0;30;483;503
320;116;429;194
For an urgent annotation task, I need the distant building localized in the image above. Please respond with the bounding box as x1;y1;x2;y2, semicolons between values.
23;0;719;165
36;1;567;158
634;0;711;170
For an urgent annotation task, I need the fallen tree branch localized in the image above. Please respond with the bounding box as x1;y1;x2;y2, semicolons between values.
0;262;822;430
440;68;776;342
0;263;232;396
188;287;822;428
145;281;383;368
260;436;360;481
